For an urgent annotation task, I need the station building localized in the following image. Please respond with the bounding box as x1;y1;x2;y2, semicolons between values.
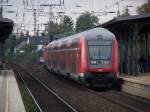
102;13;150;75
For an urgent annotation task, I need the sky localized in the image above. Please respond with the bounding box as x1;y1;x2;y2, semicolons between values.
1;0;148;35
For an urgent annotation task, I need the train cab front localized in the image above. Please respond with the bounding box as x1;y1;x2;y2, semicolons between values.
80;37;119;87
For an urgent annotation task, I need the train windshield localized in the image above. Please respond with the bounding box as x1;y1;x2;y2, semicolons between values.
88;40;112;65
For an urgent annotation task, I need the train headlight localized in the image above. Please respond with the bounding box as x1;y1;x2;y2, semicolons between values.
103;60;110;64
99;60;110;64
91;60;97;64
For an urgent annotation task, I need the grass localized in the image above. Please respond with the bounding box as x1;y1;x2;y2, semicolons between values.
19;82;40;112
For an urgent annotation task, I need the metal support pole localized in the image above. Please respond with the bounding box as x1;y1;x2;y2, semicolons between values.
49;5;53;22
23;13;25;33
33;9;36;36
0;6;3;18
0;42;5;69
37;24;39;36
116;1;120;17
132;23;139;75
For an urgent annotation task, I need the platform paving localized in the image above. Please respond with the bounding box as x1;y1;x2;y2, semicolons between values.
120;73;150;100
0;70;26;112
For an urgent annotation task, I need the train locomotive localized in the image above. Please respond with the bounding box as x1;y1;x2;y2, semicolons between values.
44;28;119;87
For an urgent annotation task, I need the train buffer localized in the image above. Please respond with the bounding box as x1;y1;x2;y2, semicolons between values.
0;70;25;112
120;73;150;101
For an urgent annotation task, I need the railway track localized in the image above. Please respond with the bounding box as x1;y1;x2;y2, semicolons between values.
42;66;150;112
12;63;78;112
40;65;150;112
10;62;150;112
67;78;150;112
87;89;150;112
55;74;150;112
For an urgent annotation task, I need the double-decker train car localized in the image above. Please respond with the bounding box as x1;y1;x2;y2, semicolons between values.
44;28;118;87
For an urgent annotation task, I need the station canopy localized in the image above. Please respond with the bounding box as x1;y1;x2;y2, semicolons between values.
0;18;14;43
103;13;150;27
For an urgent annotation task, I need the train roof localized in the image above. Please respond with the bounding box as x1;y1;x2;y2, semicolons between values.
82;27;115;39
47;28;115;48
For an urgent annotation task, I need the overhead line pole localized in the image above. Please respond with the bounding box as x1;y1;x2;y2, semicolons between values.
0;0;12;18
40;0;64;23
33;9;36;36
40;4;60;23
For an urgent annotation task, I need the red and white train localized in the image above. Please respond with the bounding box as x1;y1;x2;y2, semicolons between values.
44;28;119;87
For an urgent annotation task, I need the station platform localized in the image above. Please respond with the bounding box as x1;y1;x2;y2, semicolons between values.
120;73;150;100
0;70;26;112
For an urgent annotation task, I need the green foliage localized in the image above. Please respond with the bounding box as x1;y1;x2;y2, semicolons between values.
136;3;150;14
5;34;17;53
48;21;61;36
121;8;130;17
61;15;74;32
47;15;74;39
20;31;24;38
25;30;30;37
22;45;37;53
8;44;40;63
20;45;38;63
19;82;39;112
30;52;37;62
76;12;99;32
41;32;46;37
6;35;43;63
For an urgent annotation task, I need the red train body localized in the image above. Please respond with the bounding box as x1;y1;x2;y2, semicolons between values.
44;28;119;86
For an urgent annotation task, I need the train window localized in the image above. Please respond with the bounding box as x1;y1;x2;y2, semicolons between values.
72;42;78;48
89;46;99;59
61;63;66;70
72;38;79;48
88;40;112;64
88;40;112;46
71;63;76;73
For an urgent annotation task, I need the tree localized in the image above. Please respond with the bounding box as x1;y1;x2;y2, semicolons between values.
61;15;74;33
20;31;24;38
5;34;17;53
22;44;37;53
136;3;150;14
25;30;30;37
76;12;99;32
41;32;46;37
121;7;131;17
47;21;63;41
47;21;61;36
48;16;74;34
47;16;74;40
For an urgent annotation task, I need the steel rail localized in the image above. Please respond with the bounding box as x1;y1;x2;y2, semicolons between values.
16;71;43;112
86;89;146;112
29;73;78;112
13;63;78;112
42;64;146;112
